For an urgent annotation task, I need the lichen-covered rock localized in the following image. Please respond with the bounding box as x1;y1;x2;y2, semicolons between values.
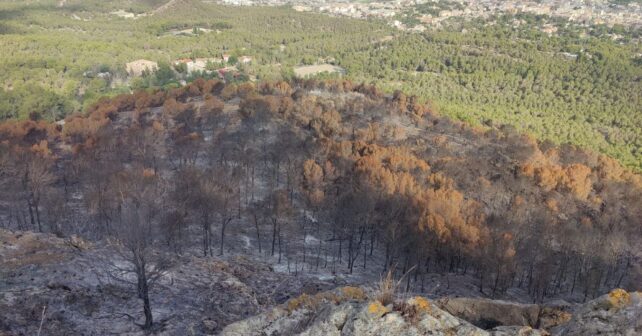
221;295;490;336
600;288;632;310
552;289;642;336
364;300;391;318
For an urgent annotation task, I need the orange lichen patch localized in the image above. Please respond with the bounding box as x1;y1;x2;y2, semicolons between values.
607;289;631;309
367;301;390;318
408;296;432;314
341;286;367;301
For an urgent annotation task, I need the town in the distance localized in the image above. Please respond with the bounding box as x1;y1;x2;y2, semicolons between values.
216;0;642;33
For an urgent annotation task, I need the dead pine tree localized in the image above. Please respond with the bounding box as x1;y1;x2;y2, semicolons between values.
109;200;171;330
105;169;171;330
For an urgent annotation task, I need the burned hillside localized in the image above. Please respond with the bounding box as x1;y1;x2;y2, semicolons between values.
1;78;640;317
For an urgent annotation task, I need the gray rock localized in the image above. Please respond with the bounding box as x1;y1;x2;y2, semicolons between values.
552;290;642;336
299;302;358;336
219;307;288;336
437;297;541;329
221;296;490;336
203;318;219;333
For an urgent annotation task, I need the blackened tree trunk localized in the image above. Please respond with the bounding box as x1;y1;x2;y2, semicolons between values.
253;213;262;254
271;219;278;256
134;255;153;330
278;228;282;263
26;199;37;231
140;272;153;329
202;213;211;256
219;217;232;256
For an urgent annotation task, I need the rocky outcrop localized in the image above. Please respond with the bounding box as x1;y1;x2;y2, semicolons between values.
552;289;642;336
221;292;553;336
223;289;642;336
436;297;571;331
436;297;541;329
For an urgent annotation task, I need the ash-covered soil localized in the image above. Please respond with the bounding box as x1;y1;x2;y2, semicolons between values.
2;229;641;336
0;229;337;335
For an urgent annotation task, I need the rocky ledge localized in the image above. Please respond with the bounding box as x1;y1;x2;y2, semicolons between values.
222;288;642;336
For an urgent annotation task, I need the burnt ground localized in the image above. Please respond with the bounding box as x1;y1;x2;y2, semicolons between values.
0;229;338;335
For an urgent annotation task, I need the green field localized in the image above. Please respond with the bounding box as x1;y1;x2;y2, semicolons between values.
0;0;640;170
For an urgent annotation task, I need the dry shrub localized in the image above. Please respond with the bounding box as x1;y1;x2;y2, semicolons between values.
285;286;368;314
286;292;338;313
286;293;321;313
375;265;419;307
376;269;397;306
394;296;432;324
340;286;367;301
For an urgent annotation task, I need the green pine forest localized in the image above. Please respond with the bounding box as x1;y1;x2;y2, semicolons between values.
0;0;640;170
